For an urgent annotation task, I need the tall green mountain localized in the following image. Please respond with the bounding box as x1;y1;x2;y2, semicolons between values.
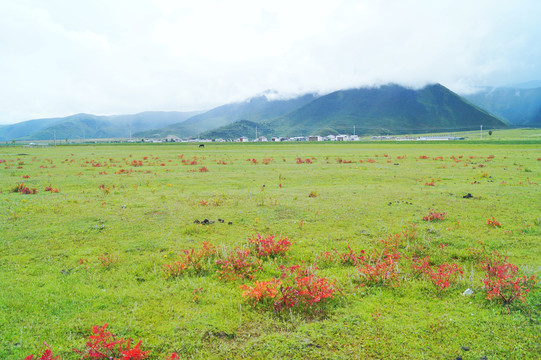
134;93;318;138
200;120;274;140
202;84;507;139
268;84;507;137
463;86;541;127
0;111;201;141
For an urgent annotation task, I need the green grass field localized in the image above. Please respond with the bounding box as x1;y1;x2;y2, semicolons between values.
1;140;540;359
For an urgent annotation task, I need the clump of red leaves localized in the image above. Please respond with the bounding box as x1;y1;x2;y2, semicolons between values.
357;248;401;287
423;211;446;221
11;183;37;194
476;248;537;305
163;241;216;278
487;217;501;227
249;234;291;258
72;323;149;359
316;246;366;267
216;248;261;281
410;256;463;293
241;264;337;313
24;343;60;360
98;253;119;269
199;166;208;172
44;185;60;193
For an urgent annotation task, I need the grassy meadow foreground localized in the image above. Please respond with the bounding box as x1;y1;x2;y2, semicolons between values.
1;141;540;359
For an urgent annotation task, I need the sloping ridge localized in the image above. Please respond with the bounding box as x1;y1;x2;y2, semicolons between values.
134;93;319;138
269;84;507;136
1;111;201;141
464;86;541;126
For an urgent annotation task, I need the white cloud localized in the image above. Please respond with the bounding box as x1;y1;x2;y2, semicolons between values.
1;0;540;124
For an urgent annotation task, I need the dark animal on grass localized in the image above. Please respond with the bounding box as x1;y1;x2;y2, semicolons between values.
199;144;205;148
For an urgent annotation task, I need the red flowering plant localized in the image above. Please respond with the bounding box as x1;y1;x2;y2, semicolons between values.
216;248;262;281
163;241;217;278
482;261;537;305
240;264;337;313
249;233;291;258
410;256;463;294
24;343;60;360
72;323;149;359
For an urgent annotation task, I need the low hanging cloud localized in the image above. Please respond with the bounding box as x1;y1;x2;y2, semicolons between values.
1;0;540;123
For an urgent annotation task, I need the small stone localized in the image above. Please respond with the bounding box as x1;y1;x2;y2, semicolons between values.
463;193;473;198
194;219;200;224
218;219;224;223
455;357;463;360
228;221;233;225
461;346;470;351
462;288;474;296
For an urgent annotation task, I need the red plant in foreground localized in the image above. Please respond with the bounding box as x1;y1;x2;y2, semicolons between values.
411;256;463;293
25;343;60;360
483;262;537;304
249;234;291;258
487;217;501;227
241;264;337;312
357;252;400;287
423;211;446;221
216;248;261;281
198;166;208;172
44;185;59;193
240;278;281;306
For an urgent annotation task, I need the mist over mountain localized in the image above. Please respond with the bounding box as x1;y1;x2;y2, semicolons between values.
133;93;319;139
464;85;541;127
196;84;507;139
0;83;516;141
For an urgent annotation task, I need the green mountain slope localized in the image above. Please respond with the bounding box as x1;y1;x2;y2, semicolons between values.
464;86;541;126
134;93;318;138
200;120;274;140
1;111;201;141
269;84;507;136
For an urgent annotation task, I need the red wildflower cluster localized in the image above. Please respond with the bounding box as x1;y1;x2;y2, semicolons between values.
410;256;463;292
44;185;59;193
216;248;261;281
241;264;336;312
487;217;501;227
11;183;37;194
163;242;216;278
249;234;291;258
423;211;446;221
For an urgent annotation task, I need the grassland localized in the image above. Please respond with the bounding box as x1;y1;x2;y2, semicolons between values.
1;140;540;359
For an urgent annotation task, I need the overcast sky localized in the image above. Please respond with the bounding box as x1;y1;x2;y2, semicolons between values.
1;0;540;124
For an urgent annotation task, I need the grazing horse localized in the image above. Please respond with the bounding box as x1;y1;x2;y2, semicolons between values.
199;144;204;148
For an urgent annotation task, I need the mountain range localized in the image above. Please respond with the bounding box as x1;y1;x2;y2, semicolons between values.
4;82;539;141
463;85;541;127
0;111;201;141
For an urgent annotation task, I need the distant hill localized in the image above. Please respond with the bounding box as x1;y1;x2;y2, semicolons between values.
134;93;318;138
464;86;541;127
0;111;202;141
204;84;506;139
200;120;274;140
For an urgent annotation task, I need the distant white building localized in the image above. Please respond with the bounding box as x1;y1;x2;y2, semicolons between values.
165;135;181;142
256;136;268;142
237;136;249;142
325;135;336;141
349;135;360;141
336;134;349;141
271;137;285;142
308;136;323;141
